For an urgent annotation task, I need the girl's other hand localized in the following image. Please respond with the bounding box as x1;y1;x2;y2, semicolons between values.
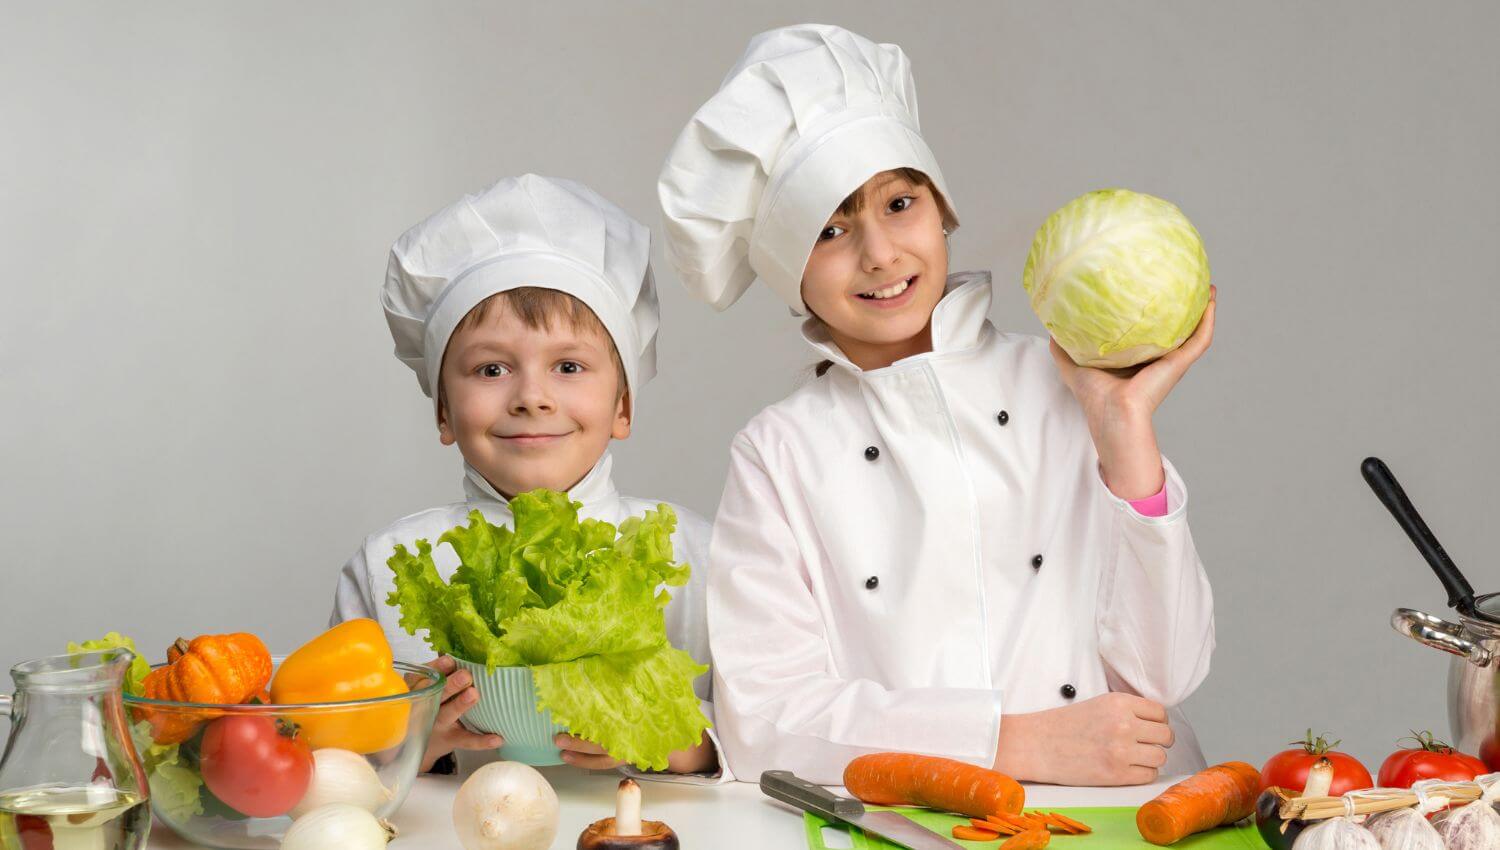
420;655;504;773
994;692;1175;786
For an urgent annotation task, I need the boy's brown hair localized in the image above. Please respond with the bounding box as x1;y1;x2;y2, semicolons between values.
438;287;627;411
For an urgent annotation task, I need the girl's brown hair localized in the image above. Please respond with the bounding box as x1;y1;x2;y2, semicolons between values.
830;167;958;232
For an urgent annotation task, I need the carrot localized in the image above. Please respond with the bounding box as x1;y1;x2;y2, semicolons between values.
1135;761;1261;846
953;824;1002;841
972;818;1003;830
984;815;1022;834
994;812;1044;831
1000;829;1051;849
843;753;1025;819
1044;812;1092;834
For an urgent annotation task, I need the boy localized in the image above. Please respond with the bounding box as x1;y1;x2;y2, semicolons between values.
332;174;722;780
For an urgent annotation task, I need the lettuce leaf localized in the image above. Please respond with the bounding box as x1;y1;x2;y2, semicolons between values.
386;490;710;770
66;634;205;820
534;646;709;773
67;632;151;696
131;721;205;821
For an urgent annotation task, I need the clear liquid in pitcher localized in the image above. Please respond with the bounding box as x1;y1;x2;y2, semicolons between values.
0;785;149;850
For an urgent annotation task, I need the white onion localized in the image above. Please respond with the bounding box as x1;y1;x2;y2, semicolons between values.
452;761;558;850
289;748;393;818
280;803;394;850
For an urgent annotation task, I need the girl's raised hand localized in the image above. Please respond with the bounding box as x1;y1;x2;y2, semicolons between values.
1049;287;1216;500
1050;287;1216;421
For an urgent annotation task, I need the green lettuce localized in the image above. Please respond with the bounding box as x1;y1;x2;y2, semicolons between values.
67;632;151;696
386;490;710;771
67;633;205;821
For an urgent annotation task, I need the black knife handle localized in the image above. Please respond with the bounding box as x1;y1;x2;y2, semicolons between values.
760;770;865;819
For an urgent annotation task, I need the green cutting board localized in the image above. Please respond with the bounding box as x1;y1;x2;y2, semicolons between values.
804;807;1266;849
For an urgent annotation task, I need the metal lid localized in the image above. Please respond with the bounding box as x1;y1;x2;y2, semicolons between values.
1472;592;1500;625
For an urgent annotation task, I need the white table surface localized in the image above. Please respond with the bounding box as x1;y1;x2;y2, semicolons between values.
146;769;1186;849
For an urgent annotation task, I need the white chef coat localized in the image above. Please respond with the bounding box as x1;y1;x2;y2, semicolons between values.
707;271;1214;784
332;452;729;783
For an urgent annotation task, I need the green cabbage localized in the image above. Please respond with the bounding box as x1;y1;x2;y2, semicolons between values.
1023;188;1211;368
386;490;710;771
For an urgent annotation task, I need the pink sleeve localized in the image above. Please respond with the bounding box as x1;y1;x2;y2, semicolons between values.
1128;483;1169;517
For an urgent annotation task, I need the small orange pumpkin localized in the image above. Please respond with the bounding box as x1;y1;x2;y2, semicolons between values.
140;633;272;743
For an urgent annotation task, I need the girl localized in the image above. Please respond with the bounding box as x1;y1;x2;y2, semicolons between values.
657;24;1217;786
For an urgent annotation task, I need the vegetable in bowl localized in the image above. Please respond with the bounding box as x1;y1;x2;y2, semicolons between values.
386;489;711;772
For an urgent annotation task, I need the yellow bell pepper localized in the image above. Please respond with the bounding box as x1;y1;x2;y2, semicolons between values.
270;618;410;754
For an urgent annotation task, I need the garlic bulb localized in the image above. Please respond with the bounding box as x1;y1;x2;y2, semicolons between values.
1433;804;1500;850
1291;817;1379;850
1363;808;1442;850
280;803;395;850
453;761;559;850
289;748;394;818
1432;771;1500;850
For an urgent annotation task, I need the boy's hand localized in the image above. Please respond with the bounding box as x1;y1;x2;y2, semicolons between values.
555;733;626;770
1050;287;1216;501
994;693;1175;786
420;656;504;773
555;732;720;775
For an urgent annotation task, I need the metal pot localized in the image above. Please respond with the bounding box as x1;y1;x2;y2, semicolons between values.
1391;607;1499;762
1364;457;1500;767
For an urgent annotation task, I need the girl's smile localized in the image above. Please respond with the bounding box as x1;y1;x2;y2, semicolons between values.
853;274;920;307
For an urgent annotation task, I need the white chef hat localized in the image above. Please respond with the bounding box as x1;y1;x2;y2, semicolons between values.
657;23;957;314
383;174;658;406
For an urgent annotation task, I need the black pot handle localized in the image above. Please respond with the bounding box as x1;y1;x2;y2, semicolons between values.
1362;456;1476;612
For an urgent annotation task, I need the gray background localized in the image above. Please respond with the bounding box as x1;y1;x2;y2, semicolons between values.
2;1;1496;772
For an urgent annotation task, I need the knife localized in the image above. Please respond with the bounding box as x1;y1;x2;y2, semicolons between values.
760;770;966;850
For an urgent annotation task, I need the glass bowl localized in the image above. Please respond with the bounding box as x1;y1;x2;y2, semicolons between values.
122;657;443;850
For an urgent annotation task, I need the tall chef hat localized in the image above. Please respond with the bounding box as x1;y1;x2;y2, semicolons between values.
383;174;658;404
658;23;957;313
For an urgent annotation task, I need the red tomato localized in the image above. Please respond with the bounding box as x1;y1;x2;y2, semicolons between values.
200;715;313;818
1377;731;1489;787
1260;730;1374;795
1480;733;1500;772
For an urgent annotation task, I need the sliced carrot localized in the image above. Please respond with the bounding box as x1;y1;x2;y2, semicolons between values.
998;812;1046;831
953;824;1002;841
984;816;1023;834
1046;812;1093;834
972;818;1002;830
1000;828;1051;849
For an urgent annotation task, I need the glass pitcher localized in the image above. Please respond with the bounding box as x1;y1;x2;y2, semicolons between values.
0;649;151;850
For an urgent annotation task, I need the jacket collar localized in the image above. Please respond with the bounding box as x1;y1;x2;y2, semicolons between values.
801;271;994;374
461;452;620;512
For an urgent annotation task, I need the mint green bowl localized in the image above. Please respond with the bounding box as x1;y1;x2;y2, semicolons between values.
451;658;568;766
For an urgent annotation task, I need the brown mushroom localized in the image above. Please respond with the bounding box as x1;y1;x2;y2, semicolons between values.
577;779;679;850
